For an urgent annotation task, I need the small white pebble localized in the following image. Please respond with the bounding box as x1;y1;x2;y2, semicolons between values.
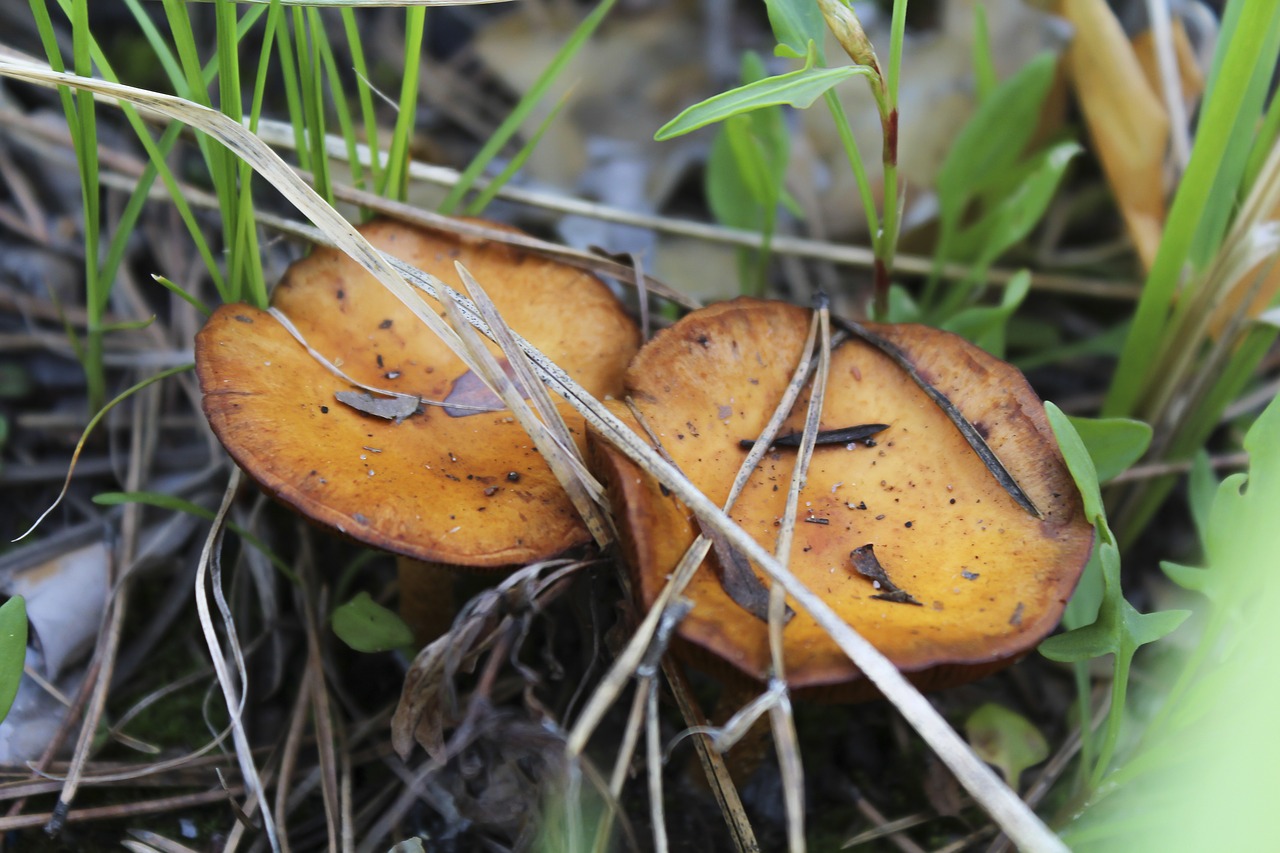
360;454;367;460
831;482;843;493
368;470;375;477
846;442;857;450
447;526;461;534
264;361;271;366
805;501;812;507
872;580;882;589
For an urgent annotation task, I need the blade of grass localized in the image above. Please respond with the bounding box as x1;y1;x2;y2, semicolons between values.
296;6;333;204
1103;0;1280;417
439;0;619;214
376;4;425;200
68;0;104;411
315;9;367;195
340;7;381;194
463;88;573;216
94;491;298;582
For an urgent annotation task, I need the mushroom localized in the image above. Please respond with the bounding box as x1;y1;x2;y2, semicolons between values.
589;298;1092;700
196;219;640;642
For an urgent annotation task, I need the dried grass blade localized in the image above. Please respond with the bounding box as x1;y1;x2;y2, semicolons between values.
765;301;831;853
455;262;597;482
266;307;495;414
770;693;805;853
645;678;670;853
567;318;819;755
435;284;613;546
194;469;281;852
661;661;760;853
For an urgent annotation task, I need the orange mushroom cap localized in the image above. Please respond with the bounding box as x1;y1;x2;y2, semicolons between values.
590;298;1092;698
196;219;640;567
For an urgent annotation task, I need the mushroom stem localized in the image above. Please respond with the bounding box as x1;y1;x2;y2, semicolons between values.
396;556;458;646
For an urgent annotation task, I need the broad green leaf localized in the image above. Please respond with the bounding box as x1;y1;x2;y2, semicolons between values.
0;596;26;723
656;58;870;140
764;0;827;61
1065;415;1153;484
935;52;1057;224
940;270;1030;358
965;702;1049;789
332;592;414;653
1045;402;1103;522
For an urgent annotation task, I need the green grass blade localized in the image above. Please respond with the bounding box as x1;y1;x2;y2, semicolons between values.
440;0;618;213
296;7;333;204
378;4;426;201
341;7;381;194
271;2;309;172
464;90;571;216
822;88;879;237
121;0;185;90
93;491;298;584
152;275;211;316
1104;1;1280;417
315;12;366;195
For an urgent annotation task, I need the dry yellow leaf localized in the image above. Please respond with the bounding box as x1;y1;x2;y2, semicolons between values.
1055;0;1170;271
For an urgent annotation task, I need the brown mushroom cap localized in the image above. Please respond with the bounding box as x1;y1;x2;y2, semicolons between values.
590;298;1092;697
197;219;640;567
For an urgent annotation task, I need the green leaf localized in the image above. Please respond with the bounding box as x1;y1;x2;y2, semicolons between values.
954;142;1081;268
763;0;827;61
440;0;618;213
656;56;870;140
1062;536;1104;630
1160;560;1212;597
1103;2;1280;418
1044;538;1187;662
965;702;1049;789
1065;415;1153;484
940;270;1030;358
0;596;27;723
935;52;1058;225
885;284;921;323
971;2;997;101
331;592;413;653
1045;402;1103;522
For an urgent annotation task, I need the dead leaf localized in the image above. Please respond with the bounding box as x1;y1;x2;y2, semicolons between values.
333;390;421;422
850;544;922;607
1055;0;1170;271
